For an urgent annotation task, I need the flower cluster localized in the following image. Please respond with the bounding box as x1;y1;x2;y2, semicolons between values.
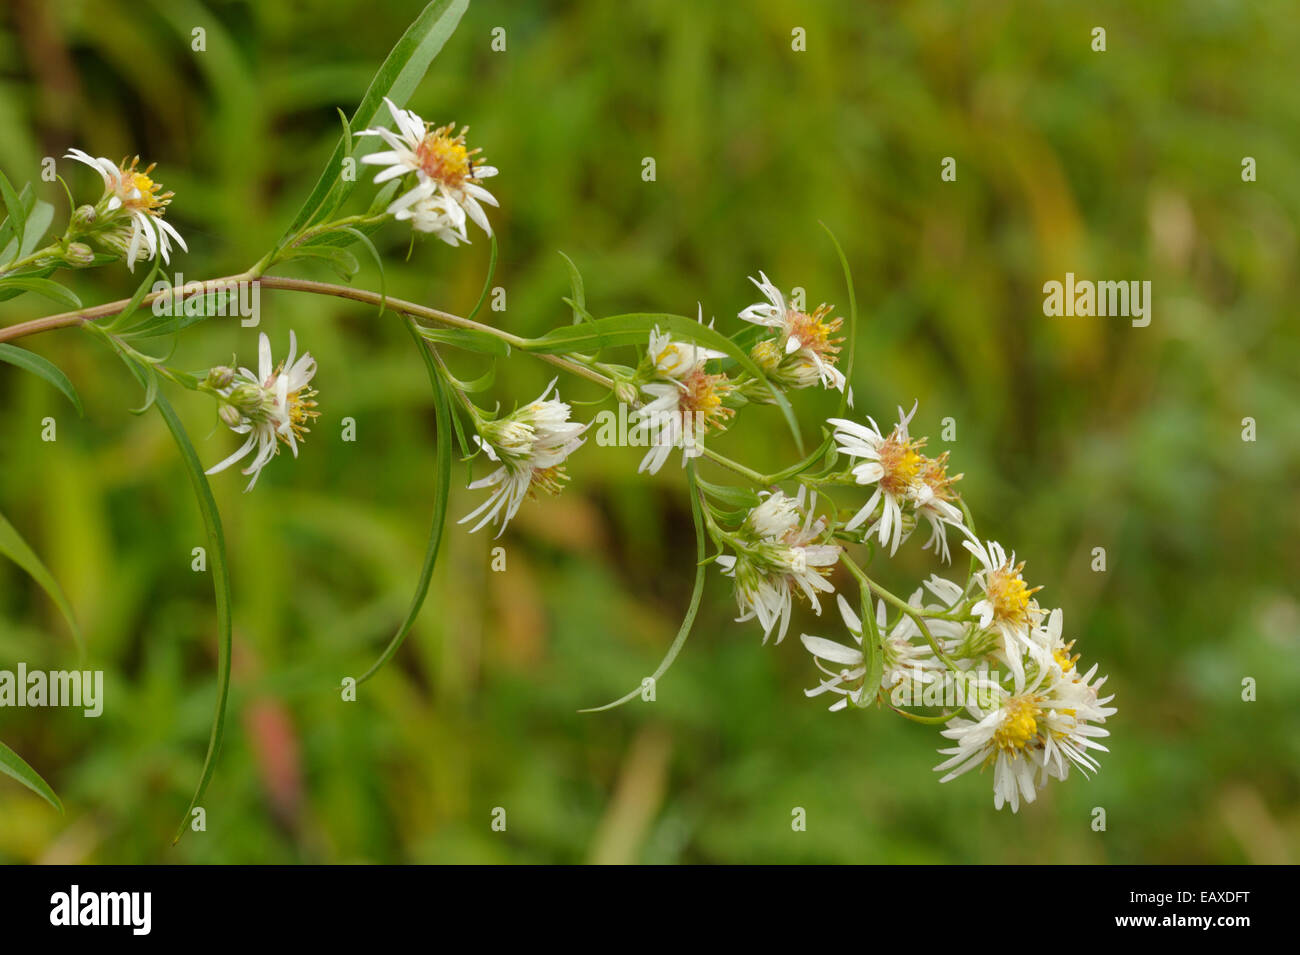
740;272;847;396
64;148;188;271
202;331;318;491
829;403;965;561
459;379;588;536
714;489;840;644
360;97;499;246
45;94;1111;819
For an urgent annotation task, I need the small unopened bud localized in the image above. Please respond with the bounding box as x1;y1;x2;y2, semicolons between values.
614;381;639;406
204;366;236;389
70;204;97;231
227;382;272;419
218;403;243;428
63;242;96;268
750;338;782;374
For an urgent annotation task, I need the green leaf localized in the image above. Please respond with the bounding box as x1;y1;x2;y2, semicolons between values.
133;376;231;846
557;251;588;325
278;244;360;281
339;226;386;315
419;325;511;357
356;318;453;685
0;170;26;262
0;510;84;656
522;311;804;452
17;199;54;260
581;461;708;712
466;234;498;323
273;0;470;251
0;276;81;309
695;475;761;510
0;740;62;813
0;343;84;416
820;222;858;418
102;260;165;335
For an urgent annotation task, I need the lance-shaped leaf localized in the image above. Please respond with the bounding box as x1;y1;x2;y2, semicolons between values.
0;740;62;813
0;509;84;655
355;319;453;685
581;461;708;712
0;343;84;416
142;383;232;846
273;0;469;252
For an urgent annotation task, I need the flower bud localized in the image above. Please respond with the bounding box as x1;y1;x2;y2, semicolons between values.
614;380;639;407
62;242;96;268
204;366;236;390
218;403;242;428
70;204;98;231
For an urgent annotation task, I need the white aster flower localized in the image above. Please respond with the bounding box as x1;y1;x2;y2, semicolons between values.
716;488;839;644
634;312;734;474
359;97;499;240
394;190;470;246
65;148;187;271
934;653;1114;812
827;402;925;555
961;535;1047;687
205;331;318;492
459;379;587;536
739;271;846;394
908;452;965;562
800;591;943;712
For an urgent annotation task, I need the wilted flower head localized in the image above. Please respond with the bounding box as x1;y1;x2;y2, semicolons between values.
634;312;734;474
934;647;1115;812
800;592;945;712
359;97;499;244
204;331;318;492
460;379;587;536
716;488;840;644
739;271;846;395
65;148;187;271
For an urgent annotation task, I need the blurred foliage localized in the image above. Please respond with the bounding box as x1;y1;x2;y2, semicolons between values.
0;0;1298;863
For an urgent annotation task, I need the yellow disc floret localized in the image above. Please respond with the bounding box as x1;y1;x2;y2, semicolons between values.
994;696;1042;753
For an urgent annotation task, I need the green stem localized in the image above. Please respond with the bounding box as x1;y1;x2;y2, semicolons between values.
839;551;960;674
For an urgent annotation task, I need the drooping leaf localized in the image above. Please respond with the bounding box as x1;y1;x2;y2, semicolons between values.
581;461;708;712
0;170;26;261
0;510;84;655
820;222;858;417
0;343;84;416
557;251;588;325
419;325;511;357
136;378;232;846
466;234;498;323
0;276;81;309
273;0;470;251
0;740;62;813
355;318;453;685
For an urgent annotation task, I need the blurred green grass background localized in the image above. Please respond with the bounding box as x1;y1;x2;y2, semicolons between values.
1;0;1298;863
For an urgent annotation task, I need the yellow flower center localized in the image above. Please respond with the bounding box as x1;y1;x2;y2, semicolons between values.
994;696;1042;752
918;452;961;501
415;125;481;189
878;432;924;495
986;562;1039;627
680;368;734;433
115;157;172;215
785;304;843;359
282;386;319;446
